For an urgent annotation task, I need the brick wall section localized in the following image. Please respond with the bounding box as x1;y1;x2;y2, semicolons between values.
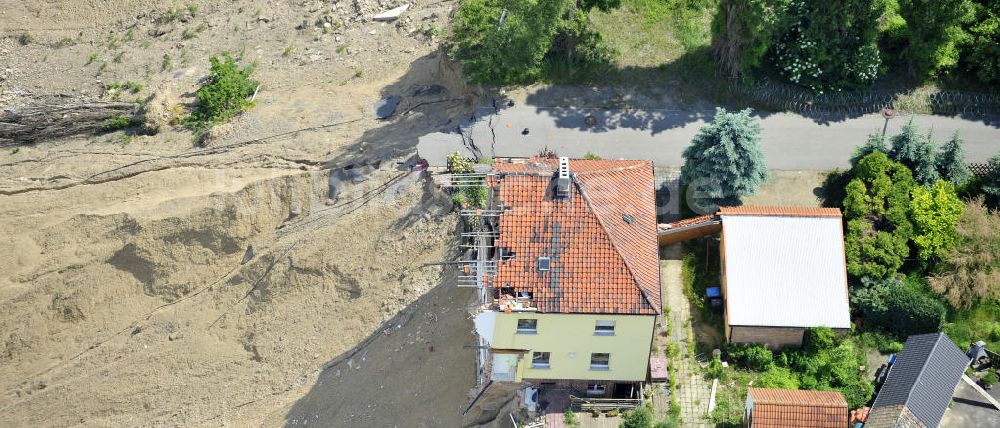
730;326;850;349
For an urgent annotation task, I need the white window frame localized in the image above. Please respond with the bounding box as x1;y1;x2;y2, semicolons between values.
590;353;610;370
586;383;607;395
594;320;616;336
516;318;537;334
532;351;550;369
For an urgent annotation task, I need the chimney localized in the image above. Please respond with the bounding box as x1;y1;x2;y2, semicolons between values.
556;157;571;198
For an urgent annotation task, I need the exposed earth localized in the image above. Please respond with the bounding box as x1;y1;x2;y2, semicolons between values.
0;0;500;426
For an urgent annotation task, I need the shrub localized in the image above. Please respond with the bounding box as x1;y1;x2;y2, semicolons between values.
928;196;1000;308
705;355;724;380
843;152;915;279
619;405;653;428
446;152;474;174
186;53;258;132
726;343;773;371
607;408;620;417
464;185;489;208
853;277;945;337
102;116;133;131
564;410;578;426
757;366;801;389
803;327;837;353
584;151;602;160
983;371;998;388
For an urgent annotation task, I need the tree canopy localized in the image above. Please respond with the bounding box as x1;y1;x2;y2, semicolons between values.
911;180;964;261
888;119;939;186
681;108;770;208
893;0;975;78
928;197;1000;308
936;132;972;186
843;152;915;279
771;0;884;91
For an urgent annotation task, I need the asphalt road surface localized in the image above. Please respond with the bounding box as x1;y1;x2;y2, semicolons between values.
417;107;1000;169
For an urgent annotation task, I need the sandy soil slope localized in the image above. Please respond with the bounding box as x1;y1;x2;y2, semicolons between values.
0;1;498;426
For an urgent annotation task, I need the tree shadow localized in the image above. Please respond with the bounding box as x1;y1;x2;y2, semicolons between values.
321;50;482;175
282;261;478;427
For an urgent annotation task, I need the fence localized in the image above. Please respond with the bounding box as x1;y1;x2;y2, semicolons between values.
568;395;643;412
722;79;1000;117
970;162;997;178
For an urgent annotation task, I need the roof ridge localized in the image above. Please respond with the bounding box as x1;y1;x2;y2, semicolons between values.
904;333;941;410
571;161;647;176
574;174;657;314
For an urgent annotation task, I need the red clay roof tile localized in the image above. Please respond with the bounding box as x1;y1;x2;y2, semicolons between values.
748;388;849;428
718;206;842;217
492;158;660;315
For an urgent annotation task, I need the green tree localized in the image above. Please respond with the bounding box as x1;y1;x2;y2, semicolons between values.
936;132;972;186
895;0;974;78
772;0;884;91
448;0;615;84
963;1;1000;84
889;119;939;186
711;0;789;78
911;180;964;262
681;108;770;207
843;152;916;278
850;133;888;167
449;0;571;84
984;152;1000;209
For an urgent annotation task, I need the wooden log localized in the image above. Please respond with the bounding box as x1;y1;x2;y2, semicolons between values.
0;101;143;146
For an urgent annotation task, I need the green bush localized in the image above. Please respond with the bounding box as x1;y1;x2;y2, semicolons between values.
446;151;474;174
102;116;133;131
803;327;837;353
619;405;653;428
983;371;998;388
705;355;724;380
186;53;258;132
584;151;603;160
852;277;945;337
757;366;800;389
464;185;489;209
564;410;578;426
725;343;773;371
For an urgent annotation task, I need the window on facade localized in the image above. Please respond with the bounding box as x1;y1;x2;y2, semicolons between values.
590;353;610;370
586;383;607;395
594;320;615;335
516;318;537;334
532;352;550;368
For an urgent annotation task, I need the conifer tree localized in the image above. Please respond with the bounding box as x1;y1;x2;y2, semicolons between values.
681;108;770;208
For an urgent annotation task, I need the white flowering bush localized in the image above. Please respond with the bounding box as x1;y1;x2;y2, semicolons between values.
772;0;883;92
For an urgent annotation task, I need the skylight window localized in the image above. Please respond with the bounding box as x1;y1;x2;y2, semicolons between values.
537;257;551;271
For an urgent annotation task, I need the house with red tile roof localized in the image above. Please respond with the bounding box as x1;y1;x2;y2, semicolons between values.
745;387;849;428
471;156;660;398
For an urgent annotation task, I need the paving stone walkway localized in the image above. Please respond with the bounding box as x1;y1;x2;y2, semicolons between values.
663;245;714;427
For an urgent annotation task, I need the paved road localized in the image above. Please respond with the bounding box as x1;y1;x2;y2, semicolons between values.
417;107;1000;169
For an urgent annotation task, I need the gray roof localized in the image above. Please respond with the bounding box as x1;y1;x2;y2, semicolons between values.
720;214;851;329
871;333;970;428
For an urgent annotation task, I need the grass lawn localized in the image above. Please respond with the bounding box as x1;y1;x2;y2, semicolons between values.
944;301;1000;351
588;0;719;88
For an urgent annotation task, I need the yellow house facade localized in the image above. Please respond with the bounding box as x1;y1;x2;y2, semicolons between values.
491;312;656;382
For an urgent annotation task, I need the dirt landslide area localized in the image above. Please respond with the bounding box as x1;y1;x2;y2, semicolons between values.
0;1;501;426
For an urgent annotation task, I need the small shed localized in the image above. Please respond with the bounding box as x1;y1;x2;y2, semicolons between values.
719;206;851;348
745;387;848;428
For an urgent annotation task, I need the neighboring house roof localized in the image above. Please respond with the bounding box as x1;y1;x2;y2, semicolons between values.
492;158;660;315
718;206;842;217
868;333;971;428
719;206;851;329
747;387;848;428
